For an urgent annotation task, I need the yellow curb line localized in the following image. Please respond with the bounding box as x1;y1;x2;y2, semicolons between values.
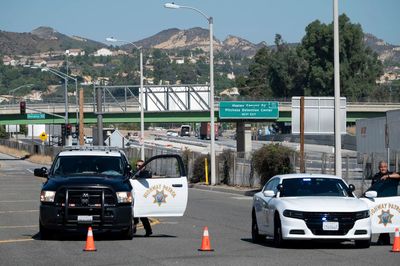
135;218;160;229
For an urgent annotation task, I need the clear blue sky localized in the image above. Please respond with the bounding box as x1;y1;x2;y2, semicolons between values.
1;0;398;45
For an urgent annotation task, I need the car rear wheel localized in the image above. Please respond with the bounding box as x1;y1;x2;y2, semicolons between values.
273;215;285;248
251;210;264;243
355;239;371;248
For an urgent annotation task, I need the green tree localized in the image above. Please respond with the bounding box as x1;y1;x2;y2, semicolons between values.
268;34;307;98
243;47;272;98
298;14;383;100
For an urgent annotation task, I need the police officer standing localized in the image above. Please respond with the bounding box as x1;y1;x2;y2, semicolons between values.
371;161;400;245
133;160;153;237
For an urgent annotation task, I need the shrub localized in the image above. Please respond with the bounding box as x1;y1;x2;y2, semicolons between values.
191;154;210;183
253;144;294;186
218;149;234;185
181;147;192;176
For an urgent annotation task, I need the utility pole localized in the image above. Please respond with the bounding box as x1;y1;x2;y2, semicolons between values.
79;88;84;146
96;87;103;146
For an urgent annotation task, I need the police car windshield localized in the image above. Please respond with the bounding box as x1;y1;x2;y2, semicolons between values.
280;178;351;197
52;156;124;177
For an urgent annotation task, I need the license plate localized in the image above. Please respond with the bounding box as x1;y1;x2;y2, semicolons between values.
77;215;93;223
322;221;339;231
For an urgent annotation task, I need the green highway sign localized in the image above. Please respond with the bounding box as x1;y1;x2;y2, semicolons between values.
219;101;279;119
27;113;45;119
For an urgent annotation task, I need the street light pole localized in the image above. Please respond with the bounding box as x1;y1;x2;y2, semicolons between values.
164;2;216;185
333;0;342;176
9;84;34;104
106;37;145;160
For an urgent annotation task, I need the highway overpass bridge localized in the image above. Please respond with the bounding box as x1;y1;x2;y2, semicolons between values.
0;101;398;125
1;83;398;125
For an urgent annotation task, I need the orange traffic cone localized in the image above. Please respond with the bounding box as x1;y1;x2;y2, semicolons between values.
83;227;97;252
198;226;214;251
391;227;400;252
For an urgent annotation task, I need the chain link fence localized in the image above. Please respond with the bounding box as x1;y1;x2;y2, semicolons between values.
0;139;376;194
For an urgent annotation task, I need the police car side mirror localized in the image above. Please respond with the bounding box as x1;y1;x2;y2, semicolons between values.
263;190;276;197
365;191;377;198
348;184;355;192
34;167;48;178
125;164;132;175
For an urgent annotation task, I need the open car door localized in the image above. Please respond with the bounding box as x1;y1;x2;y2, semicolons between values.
130;154;188;217
361;179;400;234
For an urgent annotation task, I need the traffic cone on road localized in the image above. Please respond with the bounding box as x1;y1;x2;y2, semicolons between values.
391;227;400;252
83;227;97;252
198;226;214;251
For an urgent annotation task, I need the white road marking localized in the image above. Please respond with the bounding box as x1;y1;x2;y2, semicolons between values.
26;169;34;173
231;196;252;200
0;200;36;203
0;210;38;214
0;225;37;229
190;187;254;197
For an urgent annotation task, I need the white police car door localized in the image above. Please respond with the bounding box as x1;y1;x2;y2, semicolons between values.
361;180;400;234
130;154;188;217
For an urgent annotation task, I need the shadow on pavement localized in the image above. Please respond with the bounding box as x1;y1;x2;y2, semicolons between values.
241;238;363;249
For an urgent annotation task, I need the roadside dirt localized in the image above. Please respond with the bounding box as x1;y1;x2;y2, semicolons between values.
0;145;52;165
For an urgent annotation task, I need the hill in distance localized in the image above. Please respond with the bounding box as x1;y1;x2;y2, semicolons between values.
0;26;399;62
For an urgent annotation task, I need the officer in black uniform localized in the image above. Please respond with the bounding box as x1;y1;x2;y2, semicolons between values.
133;160;152;237
371;161;400;245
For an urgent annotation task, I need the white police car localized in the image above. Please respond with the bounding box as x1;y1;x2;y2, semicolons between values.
252;174;371;248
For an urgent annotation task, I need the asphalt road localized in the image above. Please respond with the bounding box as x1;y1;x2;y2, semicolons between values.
0;153;398;266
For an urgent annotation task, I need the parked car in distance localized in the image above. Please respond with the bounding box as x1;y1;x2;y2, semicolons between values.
252;173;371;248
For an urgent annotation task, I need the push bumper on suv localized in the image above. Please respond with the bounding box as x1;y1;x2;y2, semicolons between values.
40;187;132;233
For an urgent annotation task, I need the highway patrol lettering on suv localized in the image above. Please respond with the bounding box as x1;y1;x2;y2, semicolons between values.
34;146;188;240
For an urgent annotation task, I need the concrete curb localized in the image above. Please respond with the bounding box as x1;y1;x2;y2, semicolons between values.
189;183;260;197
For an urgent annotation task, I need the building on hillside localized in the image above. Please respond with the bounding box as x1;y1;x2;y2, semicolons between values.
377;72;400;84
93;63;105;68
145;65;154;71
66;49;85;56
24;90;43;101
32;59;47;67
145;77;154;85
2;56;17;66
169;56;185;64
46;60;64;68
112;50;128;56
227;72;236;80
93;48;113;56
95;77;110;85
219;87;240;97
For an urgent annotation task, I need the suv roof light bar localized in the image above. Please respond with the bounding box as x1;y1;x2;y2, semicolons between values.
62;146;121;152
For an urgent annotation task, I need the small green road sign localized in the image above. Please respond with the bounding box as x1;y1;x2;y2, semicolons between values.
27;113;45;119
219;101;279;119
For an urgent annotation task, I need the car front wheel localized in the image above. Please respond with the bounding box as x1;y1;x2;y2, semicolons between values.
121;217;135;240
251;210;264;243
273;215;285;248
39;221;53;240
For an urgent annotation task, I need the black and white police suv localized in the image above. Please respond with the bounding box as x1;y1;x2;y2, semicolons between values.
34;146;188;239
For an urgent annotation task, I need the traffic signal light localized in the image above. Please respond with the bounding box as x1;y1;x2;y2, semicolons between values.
61;124;66;146
75;124;79;135
20;101;26;115
66;124;72;136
